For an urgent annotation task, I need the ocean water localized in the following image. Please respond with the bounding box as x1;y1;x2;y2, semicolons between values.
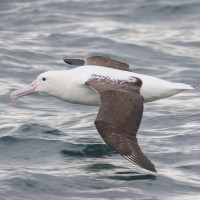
1;0;200;199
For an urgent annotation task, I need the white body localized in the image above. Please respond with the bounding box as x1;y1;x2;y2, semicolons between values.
36;65;193;106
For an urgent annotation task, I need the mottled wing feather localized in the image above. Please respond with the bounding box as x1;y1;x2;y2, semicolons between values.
63;56;131;71
85;77;157;173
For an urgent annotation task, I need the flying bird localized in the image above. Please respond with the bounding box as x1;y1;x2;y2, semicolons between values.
11;56;194;173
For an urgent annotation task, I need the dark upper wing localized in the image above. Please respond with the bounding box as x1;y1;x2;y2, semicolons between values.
63;56;131;72
85;76;157;173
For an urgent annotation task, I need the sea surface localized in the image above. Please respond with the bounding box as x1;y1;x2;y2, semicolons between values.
0;0;200;199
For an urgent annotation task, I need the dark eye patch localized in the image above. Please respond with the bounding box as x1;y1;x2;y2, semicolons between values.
42;78;46;81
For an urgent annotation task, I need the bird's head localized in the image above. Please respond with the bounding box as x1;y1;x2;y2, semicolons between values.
11;71;63;100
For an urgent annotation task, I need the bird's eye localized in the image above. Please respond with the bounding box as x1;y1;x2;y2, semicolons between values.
42;78;46;81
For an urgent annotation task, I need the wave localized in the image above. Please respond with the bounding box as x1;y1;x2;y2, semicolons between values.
60;143;116;158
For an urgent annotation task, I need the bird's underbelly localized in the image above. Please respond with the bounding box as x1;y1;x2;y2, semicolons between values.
64;84;170;106
63;83;181;106
63;85;100;106
79;87;100;106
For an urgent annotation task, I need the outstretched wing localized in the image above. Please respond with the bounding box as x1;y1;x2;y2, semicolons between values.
63;56;131;72
85;76;157;173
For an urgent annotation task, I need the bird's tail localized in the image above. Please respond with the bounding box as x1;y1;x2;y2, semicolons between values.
171;82;195;90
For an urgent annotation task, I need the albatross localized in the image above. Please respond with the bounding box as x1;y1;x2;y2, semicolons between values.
11;56;194;173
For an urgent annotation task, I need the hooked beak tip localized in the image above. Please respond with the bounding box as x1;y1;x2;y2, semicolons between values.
10;91;17;101
10;80;37;101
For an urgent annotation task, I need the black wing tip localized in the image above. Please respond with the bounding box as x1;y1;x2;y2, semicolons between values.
135;162;157;173
63;57;70;64
63;57;73;64
124;155;157;173
63;59;72;65
145;162;157;173
150;167;157;173
63;56;86;66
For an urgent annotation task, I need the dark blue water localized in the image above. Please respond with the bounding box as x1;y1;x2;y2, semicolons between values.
1;0;200;199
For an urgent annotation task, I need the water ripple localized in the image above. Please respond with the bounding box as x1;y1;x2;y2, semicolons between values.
1;0;200;199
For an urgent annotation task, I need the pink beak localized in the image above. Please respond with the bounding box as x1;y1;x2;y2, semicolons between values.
10;80;37;100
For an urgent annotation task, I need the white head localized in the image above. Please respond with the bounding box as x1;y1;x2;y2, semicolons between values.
11;71;64;100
